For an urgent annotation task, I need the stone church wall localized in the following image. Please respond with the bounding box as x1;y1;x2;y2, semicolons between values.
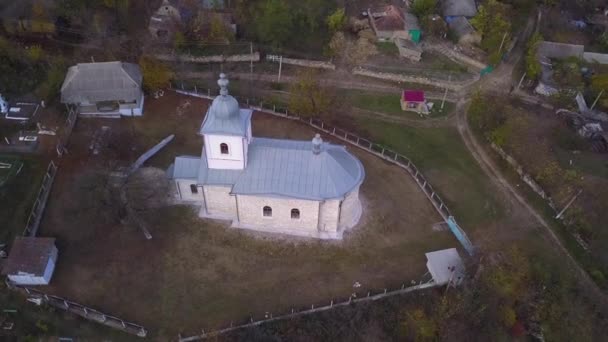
203;185;237;219
236;194;320;233
339;186;362;229
318;200;340;233
175;179;204;202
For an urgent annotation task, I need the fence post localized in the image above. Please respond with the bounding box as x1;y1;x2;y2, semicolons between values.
194;85;197;94
330;300;333;307
381;148;385;156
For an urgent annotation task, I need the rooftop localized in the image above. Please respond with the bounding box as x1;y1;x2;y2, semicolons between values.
442;0;477;17
60;61;142;104
403;90;425;102
372;5;410;32
200;74;252;136
425;248;465;285
3;237;56;276
172;137;365;201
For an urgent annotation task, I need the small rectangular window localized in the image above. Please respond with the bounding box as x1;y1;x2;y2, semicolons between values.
190;184;198;194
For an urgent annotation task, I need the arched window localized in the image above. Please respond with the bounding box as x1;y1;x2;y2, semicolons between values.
263;206;272;217
190;184;198;194
220;143;229;155
291;208;300;219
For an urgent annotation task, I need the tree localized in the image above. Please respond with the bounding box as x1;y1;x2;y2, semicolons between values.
206;14;234;43
255;0;293;48
138;56;173;92
420;15;447;38
471;0;511;65
328;28;378;66
402;308;438;341
591;74;608;92
525;32;542;80
411;0;437;17
326;8;347;33
288;70;334;119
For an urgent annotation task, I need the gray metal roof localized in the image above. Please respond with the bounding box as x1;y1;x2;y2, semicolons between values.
172;156;200;179
200;75;252;136
200;107;252;136
425;248;465;285
442;0;477;17
60;62;143;104
3;237;56;276
231;138;364;200
537;41;584;60
172;137;365;201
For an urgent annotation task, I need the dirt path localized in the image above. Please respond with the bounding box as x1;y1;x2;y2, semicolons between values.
455;100;608;308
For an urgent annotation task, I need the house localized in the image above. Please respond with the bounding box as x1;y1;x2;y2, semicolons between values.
149;0;235;41
448;16;480;46
60;61;144;117
3;237;58;286
441;0;477;18
369;5;421;43
169;74;365;240
400;90;429;114
425;248;465;286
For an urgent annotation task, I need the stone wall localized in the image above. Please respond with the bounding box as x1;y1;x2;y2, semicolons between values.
202;185;237;219
353;67;476;91
175;179;205;202
339;186;362;229
236;194;320;233
154;52;260;63
422;43;488;71
490;143;555;209
266;55;336;70
318;199;340;233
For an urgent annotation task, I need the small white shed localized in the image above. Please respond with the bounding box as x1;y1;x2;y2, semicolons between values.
425;248;465;286
3;237;58;285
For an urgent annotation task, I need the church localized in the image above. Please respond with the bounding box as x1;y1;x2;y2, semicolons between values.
169;74;365;239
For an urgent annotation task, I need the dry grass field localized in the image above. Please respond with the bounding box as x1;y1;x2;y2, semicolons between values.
39;92;456;338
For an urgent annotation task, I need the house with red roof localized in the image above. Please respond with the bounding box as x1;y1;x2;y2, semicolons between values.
400;90;429;114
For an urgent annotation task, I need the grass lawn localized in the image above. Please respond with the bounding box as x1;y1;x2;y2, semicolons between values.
0;155;46;243
340;89;455;119
39;93;457;338
352;117;504;231
376;42;399;57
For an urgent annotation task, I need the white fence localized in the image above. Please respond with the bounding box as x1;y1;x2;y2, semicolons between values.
179;281;438;341
9;283;147;337
23;161;57;237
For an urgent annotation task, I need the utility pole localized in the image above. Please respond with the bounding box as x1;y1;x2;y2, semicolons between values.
250;42;253;97
278;55;283;83
441;74;451;109
517;72;526;90
591;90;604;110
498;32;508;54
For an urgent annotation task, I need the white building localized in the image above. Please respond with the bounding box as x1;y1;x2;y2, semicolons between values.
425;248;465;286
61;61;144;117
169;74;365;239
3;237;58;286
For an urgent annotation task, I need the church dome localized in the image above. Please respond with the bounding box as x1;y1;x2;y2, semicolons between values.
209;73;239;119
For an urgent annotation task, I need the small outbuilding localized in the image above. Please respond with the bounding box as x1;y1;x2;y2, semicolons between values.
61;61;144;118
425;248;465;286
400;90;429;114
3;237;58;286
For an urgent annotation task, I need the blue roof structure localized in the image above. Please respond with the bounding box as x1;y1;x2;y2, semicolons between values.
171;137;365;201
200;74;251;136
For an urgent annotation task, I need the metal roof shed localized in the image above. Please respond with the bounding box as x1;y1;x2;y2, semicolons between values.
425;248;465;286
3;237;58;286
